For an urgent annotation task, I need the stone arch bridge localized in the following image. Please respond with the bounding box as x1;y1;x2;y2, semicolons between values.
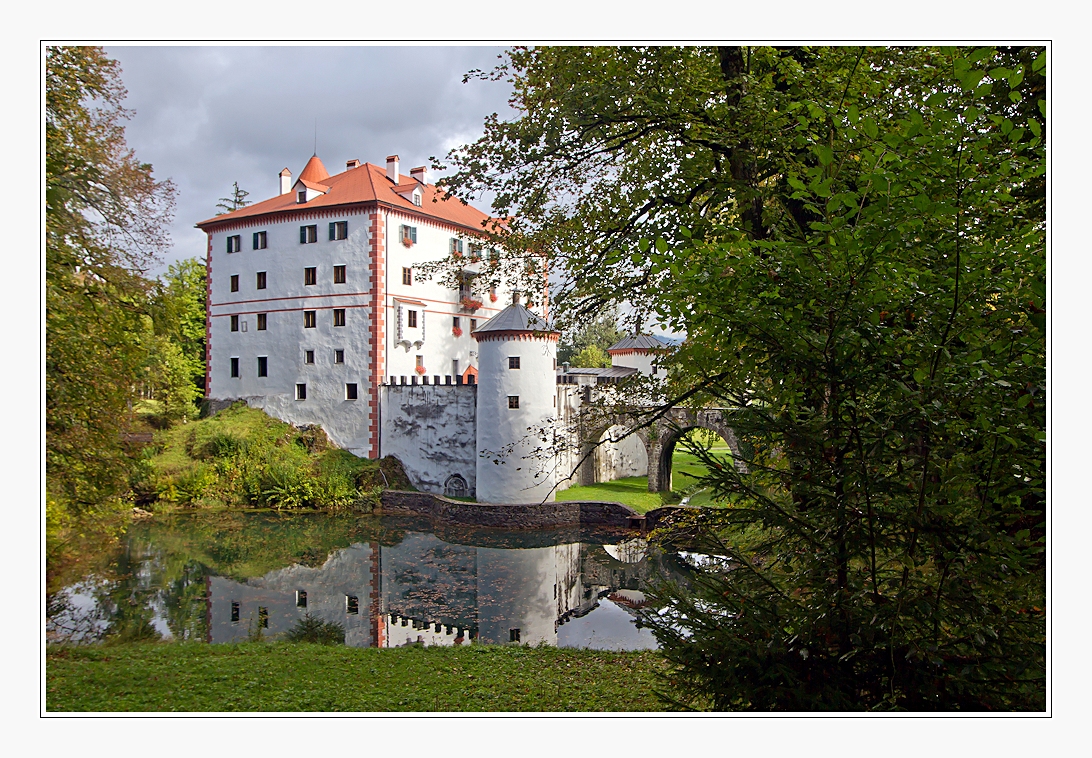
575;407;745;493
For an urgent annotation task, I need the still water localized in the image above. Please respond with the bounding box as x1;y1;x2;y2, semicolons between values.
47;511;692;651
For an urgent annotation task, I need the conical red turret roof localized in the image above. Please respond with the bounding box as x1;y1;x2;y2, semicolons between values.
298;153;330;183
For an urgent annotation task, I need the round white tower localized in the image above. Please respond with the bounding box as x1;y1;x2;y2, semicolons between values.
473;296;559;504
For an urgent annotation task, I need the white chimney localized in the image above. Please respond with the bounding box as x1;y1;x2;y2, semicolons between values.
279;167;292;195
346;159;360;170
410;166;429;185
386;155;400;183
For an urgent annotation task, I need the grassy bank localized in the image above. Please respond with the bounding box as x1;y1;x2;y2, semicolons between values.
46;643;669;712
557;442;737;512
132;403;408;510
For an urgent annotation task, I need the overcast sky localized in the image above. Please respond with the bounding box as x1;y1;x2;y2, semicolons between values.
104;45;515;273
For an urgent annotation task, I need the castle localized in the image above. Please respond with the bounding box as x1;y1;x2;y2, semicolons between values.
199;153;667;503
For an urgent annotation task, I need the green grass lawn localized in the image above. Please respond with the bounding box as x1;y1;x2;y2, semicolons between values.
557;476;665;513
557;444;734;512
46;642;669;712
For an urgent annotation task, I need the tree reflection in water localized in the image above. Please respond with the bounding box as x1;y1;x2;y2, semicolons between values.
47;512;692;650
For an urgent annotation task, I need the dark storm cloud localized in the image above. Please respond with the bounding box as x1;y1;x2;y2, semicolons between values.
105;45;514;272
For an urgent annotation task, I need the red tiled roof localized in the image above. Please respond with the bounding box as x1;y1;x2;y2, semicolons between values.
298;154;330;183
297;178;329;192
197;159;499;233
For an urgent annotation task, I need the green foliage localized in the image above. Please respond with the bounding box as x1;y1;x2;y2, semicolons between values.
46;643;667;712
569;344;611;368
446;46;1045;710
149;258;208;399
284;614;346;645
557;308;625;364
46;46;176;513
138;403;387;511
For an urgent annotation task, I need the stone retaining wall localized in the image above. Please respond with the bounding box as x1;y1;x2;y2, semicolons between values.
378;490;646;531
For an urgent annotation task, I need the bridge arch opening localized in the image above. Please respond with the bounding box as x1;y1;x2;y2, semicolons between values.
593;424;648;484
655;425;737;496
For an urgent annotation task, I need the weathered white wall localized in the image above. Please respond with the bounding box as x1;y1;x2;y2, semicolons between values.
595;424;648;481
380;384;477;496
610;350;661;377
207;208;376;455
475;333;559;503
382;209;508;383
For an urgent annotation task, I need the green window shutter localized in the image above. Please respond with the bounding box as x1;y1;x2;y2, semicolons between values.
329;222;336;240
300;226;307;244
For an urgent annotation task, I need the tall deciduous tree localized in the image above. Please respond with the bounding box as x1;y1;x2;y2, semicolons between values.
46;46;175;511
442;46;1045;710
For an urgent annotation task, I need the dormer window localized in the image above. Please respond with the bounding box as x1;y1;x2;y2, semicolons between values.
297;190;306;204
412;192;422;206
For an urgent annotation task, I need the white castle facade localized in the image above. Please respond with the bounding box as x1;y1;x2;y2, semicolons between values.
200;153;665;503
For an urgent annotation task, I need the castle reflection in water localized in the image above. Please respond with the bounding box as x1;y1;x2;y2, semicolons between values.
208;533;675;650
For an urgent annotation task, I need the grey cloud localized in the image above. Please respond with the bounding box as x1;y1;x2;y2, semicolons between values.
105;45;514;273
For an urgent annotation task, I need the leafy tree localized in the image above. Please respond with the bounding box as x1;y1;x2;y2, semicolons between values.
46;46;175;512
569;344;611;369
442;46;1045;710
557;307;625;364
216;181;251;215
149;258;208;398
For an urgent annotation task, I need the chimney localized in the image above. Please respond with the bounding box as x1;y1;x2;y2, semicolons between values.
410;166;429;185
512;291;520;305
279;168;292;195
386;155;399;183
346;159;360;170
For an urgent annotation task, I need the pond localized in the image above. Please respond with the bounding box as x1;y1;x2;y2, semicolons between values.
47;511;693;651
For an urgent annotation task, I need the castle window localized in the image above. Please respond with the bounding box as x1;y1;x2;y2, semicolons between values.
257;313;267;331
296;383;307;400
470;319;477;331
509;356;520;369
402;267;412;285
399;225;417;245
304;311;316;328
258;607;269;628
305;350;314;364
412;193;421;206
296;590;307;608
346;383;358;400
449;238;463;255
335;349;344;364
230;274;239;292
508;396;520;409
230;602;240;623
333;309;346;327
346;595;359;615
230;315;239;332
453;317;461;330
253;231;267;250
297;190;307;204
256;271;266;289
329;221;348;240
333;265;346;284
300;225;317;244
230;357;240;378
509;628;521;643
304;267;317;285
257;356;267;377
227;235;241;253
415;355;424;369
407;310;418;328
